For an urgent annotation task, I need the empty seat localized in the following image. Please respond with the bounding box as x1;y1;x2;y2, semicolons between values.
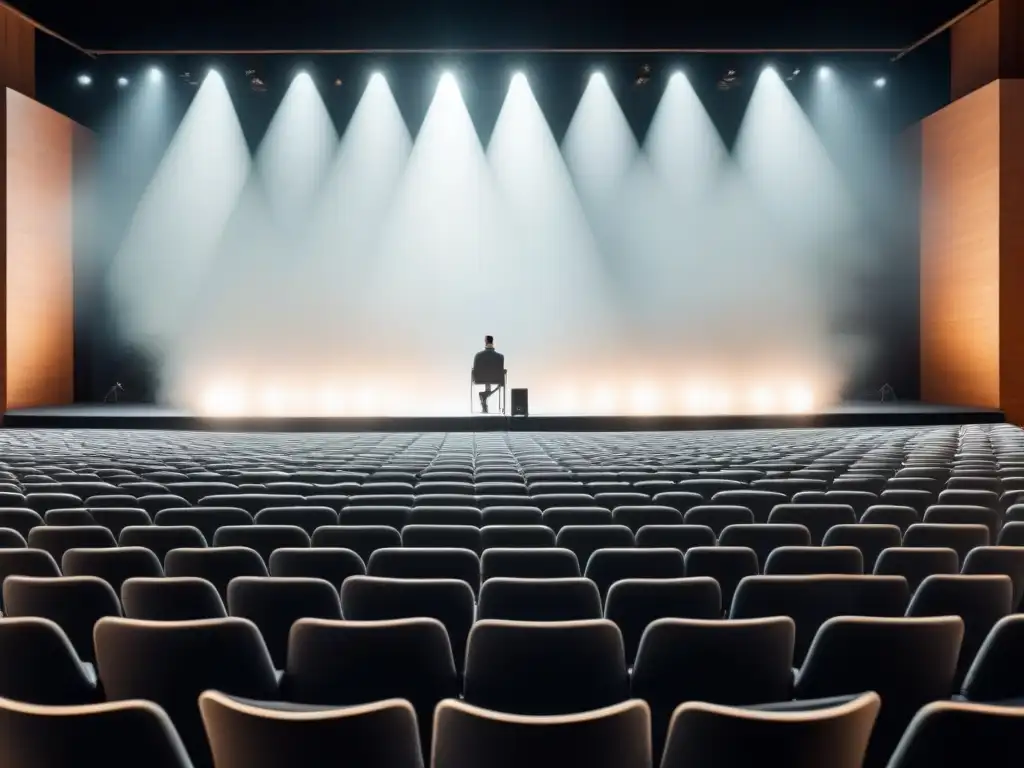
861;504;919;532
340;576;476;672
478;578;602;622
3;575;120;662
887;700;1023;768
651;491;705;517
795;616;964;767
996;520;1024;545
767;504;856;546
531;494;597;512
284;617;456;755
730;575;910;665
635;524;716;552
200;493;305;515
683;546;758;610
903;523;990;567
0;508;43;538
26;492;83;514
480;506;543;526
719;524;812;571
121;577;227;621
821;524;902;572
542;507;613;532
961;546;1024;610
604;577;721;664
44;509;96;527
337;506;411;529
62;546;163;595
137;494;191;516
660;692;880;768
555;525;634;571
227;577;342;668
708;490;787;524
253;506;337;535
906;574;1013;687
401;524;482;553
155;508;253;544
480;547;580;580
432;698;651;768
164;547;268;601
463;619;628;715
0;617;100;704
923;505;1002;544
267;547;365;587
118;525;207;563
0;696;194;768
94;617;280;768
632;617;796;758
88;508;153;538
764;546;864;575
960;614;1024;703
937;488;999;510
368;548;480;595
0;527;26;548
26;526;116;567
199;691;422;768
584;548;686;601
212;525;310;563
480;524;554;549
822;491;878;519
874;547;959;592
311;525;401;562
611;505;681;532
682;505;754;535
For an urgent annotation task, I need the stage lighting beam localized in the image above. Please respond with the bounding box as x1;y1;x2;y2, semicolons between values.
818;66;832;81
149;67;163;84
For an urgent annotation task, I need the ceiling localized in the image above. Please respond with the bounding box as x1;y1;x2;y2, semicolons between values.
10;0;981;52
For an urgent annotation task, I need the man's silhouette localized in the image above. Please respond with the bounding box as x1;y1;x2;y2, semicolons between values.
472;335;505;414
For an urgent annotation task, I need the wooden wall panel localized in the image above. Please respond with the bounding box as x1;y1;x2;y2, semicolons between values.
999;80;1024;423
920;81;1002;408
0;7;34;99
5;89;74;408
952;0;1004;100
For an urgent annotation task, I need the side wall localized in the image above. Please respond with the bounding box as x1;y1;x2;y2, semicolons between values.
5;88;75;408
920;81;1002;409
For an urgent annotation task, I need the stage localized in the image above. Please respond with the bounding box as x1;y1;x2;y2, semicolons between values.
1;402;1006;432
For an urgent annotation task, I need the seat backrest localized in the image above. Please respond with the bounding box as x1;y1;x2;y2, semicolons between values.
2;575;121;662
62;546;163;595
887;700;1024;768
118;525;207;563
340;576;476;673
584;548;686;601
554;525;634;571
367;548;481;595
903;523;990;567
960;614;1024;702
729;575;911;665
121;577;227;621
401;524;482;553
683;546;758;610
0;616;99;705
604;577;722;664
463;619;628;715
310;525;401;562
0;696;194;768
718;524;812;570
480;547;580;580
163;547;269;601
431;698;650;768
154;508;253;545
661;692;880;768
211;525;311;563
764;546;864;576
253;506;338;535
479;525;554;549
631;616;796;758
635;524;716;552
873;547;960;592
477;577;602;622
961;546;1024;610
821;524;902;572
766;504;857;546
267;547;365;586
94;617;279;768
26;526;117;566
285;616;458;755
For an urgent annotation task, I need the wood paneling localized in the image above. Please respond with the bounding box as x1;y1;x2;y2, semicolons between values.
0;7;33;99
5;89;74;408
952;0;1024;100
999;80;1024;423
920;81;1002;408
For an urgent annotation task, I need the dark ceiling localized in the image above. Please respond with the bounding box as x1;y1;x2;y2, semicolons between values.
9;0;979;51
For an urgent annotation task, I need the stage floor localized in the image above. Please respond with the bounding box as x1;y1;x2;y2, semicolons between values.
0;402;1005;432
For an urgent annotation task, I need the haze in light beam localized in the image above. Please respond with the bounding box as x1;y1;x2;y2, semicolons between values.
109;70;250;361
487;71;619;391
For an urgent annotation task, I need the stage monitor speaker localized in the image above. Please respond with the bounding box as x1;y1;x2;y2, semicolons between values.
511;388;529;417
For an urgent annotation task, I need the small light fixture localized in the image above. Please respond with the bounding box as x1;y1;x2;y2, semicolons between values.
874;77;887;89
77;74;92;86
116;76;129;87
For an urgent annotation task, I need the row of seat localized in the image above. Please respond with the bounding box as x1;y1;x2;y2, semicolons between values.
8;688;1018;768
5;607;1024;766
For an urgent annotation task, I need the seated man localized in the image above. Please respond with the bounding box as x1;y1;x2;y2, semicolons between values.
472;335;505;414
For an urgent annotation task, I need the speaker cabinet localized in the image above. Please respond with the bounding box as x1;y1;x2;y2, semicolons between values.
511;388;529;417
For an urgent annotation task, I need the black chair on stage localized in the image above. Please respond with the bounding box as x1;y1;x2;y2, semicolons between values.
471;364;507;415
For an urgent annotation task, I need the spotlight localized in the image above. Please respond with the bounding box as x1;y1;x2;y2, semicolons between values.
634;63;652;86
511;70;527;85
334;77;344;87
116;76;129;88
76;74;92;87
874;77;887;89
669;70;685;81
589;71;606;84
818;66;832;81
148;67;163;83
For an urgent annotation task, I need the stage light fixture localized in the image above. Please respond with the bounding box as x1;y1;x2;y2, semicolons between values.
148;67;163;83
116;76;129;87
77;74;92;86
369;71;384;83
818;66;832;81
511;70;527;85
874;77;887;89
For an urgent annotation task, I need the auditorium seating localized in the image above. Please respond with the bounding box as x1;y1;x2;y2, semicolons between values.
0;423;1022;765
